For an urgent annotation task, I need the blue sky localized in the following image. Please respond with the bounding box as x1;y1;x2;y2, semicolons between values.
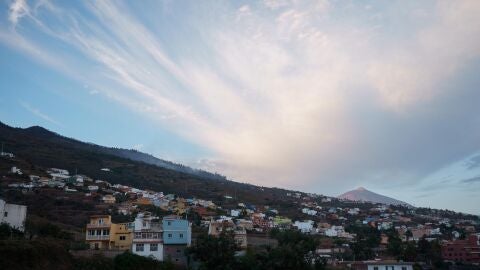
1;0;480;214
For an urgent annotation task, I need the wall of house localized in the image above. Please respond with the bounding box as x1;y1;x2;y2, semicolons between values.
0;199;27;231
111;223;133;250
132;242;163;261
164;244;188;266
163;218;191;245
367;264;413;270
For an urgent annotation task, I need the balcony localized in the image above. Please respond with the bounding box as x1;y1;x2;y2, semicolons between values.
87;223;111;229
86;235;110;241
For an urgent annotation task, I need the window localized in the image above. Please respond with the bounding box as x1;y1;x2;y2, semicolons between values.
150;244;158;251
102;229;109;235
374;267;378;270
176;249;181;253
168;233;172;238
143;221;147;227
120;236;126;241
96;230;102;236
88;230;95;236
136;244;144;252
168;221;171;226
99;218;104;224
402;267;407;270
179;233;184;238
4;212;7;217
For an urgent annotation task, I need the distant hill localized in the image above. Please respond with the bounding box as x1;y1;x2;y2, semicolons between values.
4;123;226;181
337;187;412;207
0;121;293;206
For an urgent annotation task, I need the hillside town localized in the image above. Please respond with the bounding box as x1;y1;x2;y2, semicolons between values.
1;148;479;269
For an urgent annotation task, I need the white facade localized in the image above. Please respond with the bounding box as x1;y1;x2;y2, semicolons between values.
88;185;99;191
0;199;27;231
132;212;164;261
293;220;314;233
231;209;241;217
325;225;345;237
133;242;163;261
367;263;413;270
302;208;317;216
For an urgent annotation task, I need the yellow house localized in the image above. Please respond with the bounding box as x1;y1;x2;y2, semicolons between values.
174;199;187;215
85;215;133;250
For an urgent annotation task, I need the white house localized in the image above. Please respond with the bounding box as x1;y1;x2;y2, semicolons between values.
0;152;14;158
378;222;393;231
293;220;314;233
231;209;241;217
364;261;414;270
0;199;27;231
48;168;69;175
50;173;70;181
88;185;99;192
348;208;360;215
132;212;164;261
302;208;317;216
10;167;22;175
325;225;345;237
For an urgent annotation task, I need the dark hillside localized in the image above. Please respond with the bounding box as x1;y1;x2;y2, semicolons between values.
0;122;295;206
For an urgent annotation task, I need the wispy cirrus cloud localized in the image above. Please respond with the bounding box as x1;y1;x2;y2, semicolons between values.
19;101;62;126
1;0;480;201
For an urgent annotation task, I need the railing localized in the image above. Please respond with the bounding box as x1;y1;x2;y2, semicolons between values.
87;223;111;229
86;235;110;240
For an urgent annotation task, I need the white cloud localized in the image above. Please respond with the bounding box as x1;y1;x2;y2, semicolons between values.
2;0;480;197
8;0;30;27
368;0;480;111
20;101;62;126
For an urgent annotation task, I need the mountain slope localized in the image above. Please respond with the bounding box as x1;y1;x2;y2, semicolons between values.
0;121;292;205
13;124;226;181
337;187;412;207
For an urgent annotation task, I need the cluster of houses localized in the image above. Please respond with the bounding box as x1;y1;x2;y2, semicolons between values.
86;213;191;265
3;161;480;265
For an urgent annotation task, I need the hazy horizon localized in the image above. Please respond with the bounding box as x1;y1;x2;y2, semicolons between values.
1;0;480;214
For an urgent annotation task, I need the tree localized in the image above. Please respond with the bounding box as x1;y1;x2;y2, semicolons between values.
405;230;413;241
187;231;238;270
401;242;417;262
386;229;403;258
345;225;380;260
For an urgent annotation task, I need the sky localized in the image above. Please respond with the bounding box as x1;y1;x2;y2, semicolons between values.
0;0;480;214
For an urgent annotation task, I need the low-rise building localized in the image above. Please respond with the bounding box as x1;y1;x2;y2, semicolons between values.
85;215;133;250
209;220;247;248
163;215;191;265
102;195;116;204
293;220;314;233
132;212;163;261
0;199;27;231
442;234;480;263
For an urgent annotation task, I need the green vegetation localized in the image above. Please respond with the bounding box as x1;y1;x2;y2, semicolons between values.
188;229;326;270
345;225;380;260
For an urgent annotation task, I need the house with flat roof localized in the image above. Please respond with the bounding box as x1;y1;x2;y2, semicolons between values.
0;199;27;232
85;215;133;250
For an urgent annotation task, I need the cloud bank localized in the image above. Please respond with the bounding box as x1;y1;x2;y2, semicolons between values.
1;0;480;201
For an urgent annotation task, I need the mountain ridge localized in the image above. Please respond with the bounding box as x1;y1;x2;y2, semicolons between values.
337;187;412;207
5;122;226;181
0;121;296;206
